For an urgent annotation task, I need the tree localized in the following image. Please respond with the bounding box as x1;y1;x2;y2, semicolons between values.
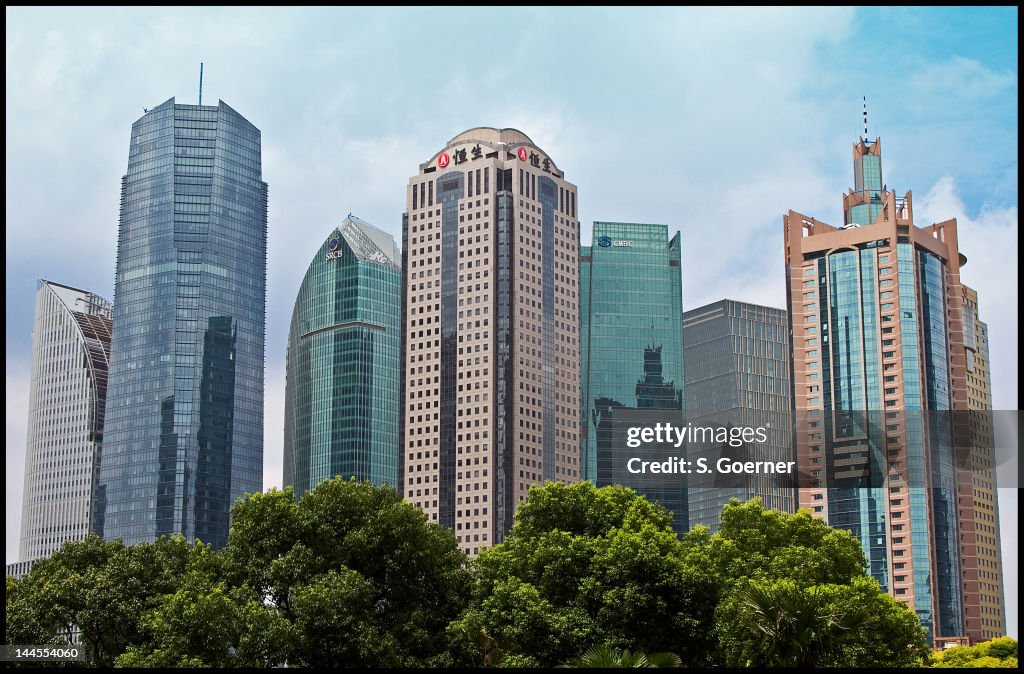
449;482;717;667
684;497;867;589
6;574;62;648
5;534;201;668
562;644;682;668
726;578;871;667
931;637;1018;668
115;545;291;668
219;477;472;667
696;499;929;668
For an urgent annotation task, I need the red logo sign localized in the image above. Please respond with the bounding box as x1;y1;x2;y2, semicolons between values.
517;147;528;162
438;152;450;168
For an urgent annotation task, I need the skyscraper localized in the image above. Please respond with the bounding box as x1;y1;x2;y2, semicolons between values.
96;98;267;550
784;135;973;644
959;284;1006;642
283;215;401;496
401;127;580;555
580;222;686;533
19;280;112;562
683;299;793;531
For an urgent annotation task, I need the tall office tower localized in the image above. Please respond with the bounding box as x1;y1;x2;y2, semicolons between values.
401;127;580;555
579;222;686;533
19;280;112;562
960;284;1006;641
784;136;972;645
96;98;267;550
683;299;793;532
283;215;401;497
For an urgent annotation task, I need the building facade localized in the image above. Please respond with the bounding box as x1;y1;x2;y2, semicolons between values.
96;98;267;550
960;284;1006;641
401;127;580;555
580;222;687;533
784;136;975;644
683;299;793;531
283;215;401;496
6;560;37;580
19;280;112;563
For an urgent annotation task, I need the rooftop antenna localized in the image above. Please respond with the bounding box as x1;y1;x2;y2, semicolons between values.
199;63;204;106
863;96;868;140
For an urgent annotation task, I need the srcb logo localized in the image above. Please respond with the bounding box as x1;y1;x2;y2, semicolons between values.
325;237;344;260
597;236;612;247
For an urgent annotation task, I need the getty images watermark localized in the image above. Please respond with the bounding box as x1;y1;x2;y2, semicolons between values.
596;410;1021;489
624;423;794;476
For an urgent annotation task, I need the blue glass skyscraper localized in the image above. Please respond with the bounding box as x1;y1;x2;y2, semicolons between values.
96;98;267;550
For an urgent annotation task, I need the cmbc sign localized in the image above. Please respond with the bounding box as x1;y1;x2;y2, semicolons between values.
597;236;633;248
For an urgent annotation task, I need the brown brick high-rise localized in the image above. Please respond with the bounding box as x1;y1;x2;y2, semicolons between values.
783;136;1000;646
401;128;580;555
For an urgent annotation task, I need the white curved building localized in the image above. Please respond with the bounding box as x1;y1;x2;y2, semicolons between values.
19;280;112;562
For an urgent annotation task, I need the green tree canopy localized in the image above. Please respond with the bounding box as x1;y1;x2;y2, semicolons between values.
5;534;201;667
218;477;470;667
449;481;717;667
931;636;1018;668
694;498;929;667
115;543;290;668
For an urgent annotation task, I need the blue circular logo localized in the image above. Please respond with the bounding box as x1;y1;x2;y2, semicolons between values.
328;237;341;251
597;236;612;247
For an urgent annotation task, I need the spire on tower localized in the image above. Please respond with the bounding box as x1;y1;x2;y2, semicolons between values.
863;96;869;139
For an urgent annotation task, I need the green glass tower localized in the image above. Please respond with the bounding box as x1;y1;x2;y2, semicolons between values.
283;215;401;496
580;222;686;533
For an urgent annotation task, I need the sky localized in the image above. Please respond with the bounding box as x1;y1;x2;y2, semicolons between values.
5;7;1018;637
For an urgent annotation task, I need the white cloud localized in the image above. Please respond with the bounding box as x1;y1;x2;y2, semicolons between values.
915;176;1019;410
907;55;1016;105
